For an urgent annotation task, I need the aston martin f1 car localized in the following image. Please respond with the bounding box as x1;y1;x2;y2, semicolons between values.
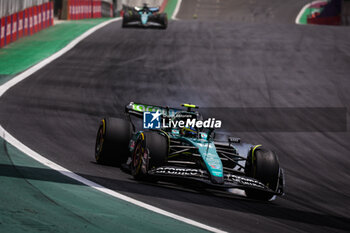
122;4;168;29
95;102;285;201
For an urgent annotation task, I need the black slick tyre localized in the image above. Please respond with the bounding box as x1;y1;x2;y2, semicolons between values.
159;13;168;29
131;131;168;180
122;12;130;27
244;147;280;201
95;117;132;166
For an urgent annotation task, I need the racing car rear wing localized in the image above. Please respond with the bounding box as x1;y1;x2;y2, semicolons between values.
125;102;181;118
134;6;160;12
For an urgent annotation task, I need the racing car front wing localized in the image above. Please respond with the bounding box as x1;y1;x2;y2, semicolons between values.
148;166;285;195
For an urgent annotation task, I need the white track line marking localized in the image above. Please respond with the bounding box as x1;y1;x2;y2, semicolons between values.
0;17;226;233
295;0;325;24
172;0;182;20
295;2;311;24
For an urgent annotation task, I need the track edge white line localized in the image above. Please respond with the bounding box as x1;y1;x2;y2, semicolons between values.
295;2;311;24
172;0;182;20
295;0;325;24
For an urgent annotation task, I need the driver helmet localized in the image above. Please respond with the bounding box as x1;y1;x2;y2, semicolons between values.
180;126;197;137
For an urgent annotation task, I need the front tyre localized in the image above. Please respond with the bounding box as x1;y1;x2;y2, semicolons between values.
95;117;132;166
244;147;280;201
131;131;168;180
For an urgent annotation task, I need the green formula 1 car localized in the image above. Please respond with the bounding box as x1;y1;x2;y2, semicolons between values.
122;4;168;29
95;102;285;201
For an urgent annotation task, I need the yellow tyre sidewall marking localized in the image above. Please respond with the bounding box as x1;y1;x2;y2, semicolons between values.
251;145;262;177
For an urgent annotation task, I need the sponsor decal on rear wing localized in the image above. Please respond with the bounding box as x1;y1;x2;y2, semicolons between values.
125;102;180;117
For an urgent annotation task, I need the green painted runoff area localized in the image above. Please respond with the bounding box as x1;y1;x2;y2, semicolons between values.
0;138;208;232
0;2;204;232
298;7;323;24
164;0;178;18
0;18;109;79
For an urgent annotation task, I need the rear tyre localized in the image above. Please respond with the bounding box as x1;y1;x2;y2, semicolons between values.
122;12;130;27
159;13;168;29
95;117;132;166
244;147;280;201
131;131;168;180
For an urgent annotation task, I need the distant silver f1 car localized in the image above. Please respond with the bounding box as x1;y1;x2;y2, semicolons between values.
122;4;168;29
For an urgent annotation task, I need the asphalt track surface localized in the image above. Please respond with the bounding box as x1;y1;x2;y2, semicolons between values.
1;1;350;232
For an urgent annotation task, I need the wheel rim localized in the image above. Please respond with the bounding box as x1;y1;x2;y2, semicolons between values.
95;127;104;159
133;142;142;167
